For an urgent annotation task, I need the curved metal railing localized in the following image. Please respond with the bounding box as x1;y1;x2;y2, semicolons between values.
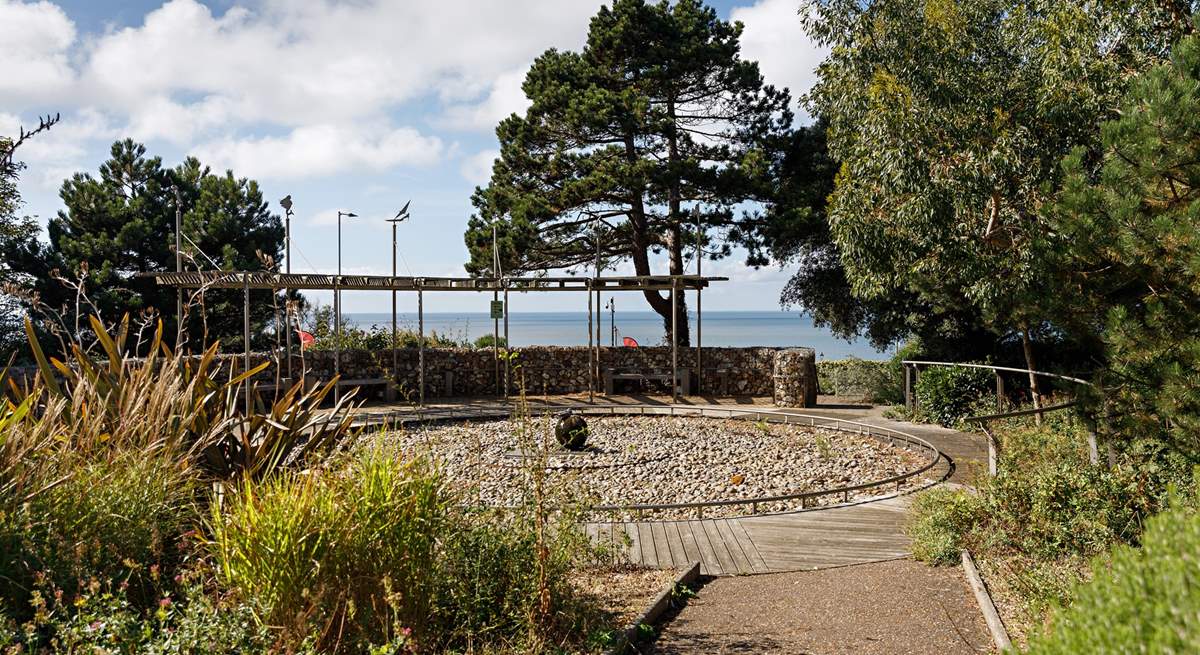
352;403;946;519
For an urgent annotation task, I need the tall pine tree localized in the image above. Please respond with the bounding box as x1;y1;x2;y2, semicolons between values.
466;0;791;345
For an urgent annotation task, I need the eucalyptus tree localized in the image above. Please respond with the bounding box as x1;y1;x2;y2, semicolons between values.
802;0;1193;398
465;0;792;345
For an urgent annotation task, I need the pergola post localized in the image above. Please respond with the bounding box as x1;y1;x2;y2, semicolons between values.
243;274;251;416
418;286;425;407
503;285;510;396
671;279;678;403
333;275;341;403
587;279;594;403
595;286;601;394
695;281;702;396
493;288;500;395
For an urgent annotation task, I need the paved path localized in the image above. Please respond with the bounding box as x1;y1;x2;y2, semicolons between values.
646;559;994;654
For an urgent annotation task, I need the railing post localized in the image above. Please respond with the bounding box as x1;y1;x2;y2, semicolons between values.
995;371;1005;412
904;363;914;411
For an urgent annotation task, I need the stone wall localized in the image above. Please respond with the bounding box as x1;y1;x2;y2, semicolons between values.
292;345;780;397
5;345;814;403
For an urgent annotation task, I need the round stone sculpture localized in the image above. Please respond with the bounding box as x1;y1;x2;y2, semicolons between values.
554;411;589;450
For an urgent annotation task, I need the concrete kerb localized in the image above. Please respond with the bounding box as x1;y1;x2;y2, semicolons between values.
604;561;702;655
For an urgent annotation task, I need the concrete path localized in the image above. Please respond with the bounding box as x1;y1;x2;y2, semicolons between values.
646;559;994;654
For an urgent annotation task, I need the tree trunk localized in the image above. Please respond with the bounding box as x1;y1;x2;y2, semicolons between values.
663;95;691;347
623;127;690;346
1021;324;1043;426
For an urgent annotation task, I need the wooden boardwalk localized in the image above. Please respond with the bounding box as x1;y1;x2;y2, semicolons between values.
587;495;912;576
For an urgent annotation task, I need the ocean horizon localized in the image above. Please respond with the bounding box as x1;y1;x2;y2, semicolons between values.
343;310;889;360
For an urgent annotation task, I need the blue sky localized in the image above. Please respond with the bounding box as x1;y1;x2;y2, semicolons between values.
1;0;826;314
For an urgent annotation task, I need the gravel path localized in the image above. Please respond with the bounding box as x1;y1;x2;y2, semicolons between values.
647;559;994;654
378;415;923;519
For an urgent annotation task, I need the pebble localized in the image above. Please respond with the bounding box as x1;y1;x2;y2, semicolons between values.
374;416;925;520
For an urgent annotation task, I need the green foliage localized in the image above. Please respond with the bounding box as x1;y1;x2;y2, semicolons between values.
467;0;792;344
802;0;1191;369
914;364;993;426
909;417;1163;616
906;487;984;564
0;576;283;655
473;333;508;349
208;446;448;648
1;451;195;618
304;304;463;351
816;357;897;402
1027;497;1200;654
432;509;577;647
7;139;287;352
1052;26;1200;463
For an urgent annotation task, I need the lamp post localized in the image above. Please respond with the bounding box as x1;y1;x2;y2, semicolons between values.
385;201;411;392
279;195;294;383
335;210;357;400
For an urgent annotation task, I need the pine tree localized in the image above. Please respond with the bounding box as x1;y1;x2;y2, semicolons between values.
465;0;792;345
1053;25;1200;461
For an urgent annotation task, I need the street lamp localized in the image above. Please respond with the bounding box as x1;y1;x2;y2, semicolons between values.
335;210;357;399
279;195;294;382
385;201;411;387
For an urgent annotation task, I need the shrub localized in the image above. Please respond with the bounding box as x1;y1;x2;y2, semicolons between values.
0;575;282;655
1;450;196;619
431;508;589;650
1027;499;1200;653
816;358;898;402
209;446;449;649
914;364;993;426
906;487;984;564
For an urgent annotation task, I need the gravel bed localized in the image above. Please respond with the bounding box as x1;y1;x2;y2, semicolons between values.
377;415;926;519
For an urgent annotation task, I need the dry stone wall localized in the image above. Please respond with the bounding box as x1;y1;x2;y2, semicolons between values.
6;345;816;405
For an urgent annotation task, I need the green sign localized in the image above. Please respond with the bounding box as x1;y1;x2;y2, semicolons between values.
490;300;505;319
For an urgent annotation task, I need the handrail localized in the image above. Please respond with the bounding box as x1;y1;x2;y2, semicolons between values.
349;403;946;519
965;400;1077;423
901;360;1092;387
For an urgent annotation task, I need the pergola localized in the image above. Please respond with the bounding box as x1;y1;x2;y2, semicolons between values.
150;271;727;407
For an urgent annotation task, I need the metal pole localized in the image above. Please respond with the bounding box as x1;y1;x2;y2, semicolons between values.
243;274;251;416
503;285;509;396
595;287;601;391
418;287;424;407
695;210;702;396
671;280;678;403
493;288;500;396
284;207;292;382
174;187;182;351
588;280;594;403
392;221;398;389
335;213;342;402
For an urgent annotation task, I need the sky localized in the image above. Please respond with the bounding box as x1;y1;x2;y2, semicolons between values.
0;0;828;315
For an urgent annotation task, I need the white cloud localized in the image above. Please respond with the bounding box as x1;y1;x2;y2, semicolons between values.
732;0;827;112
72;0;593;129
0;0;76;103
0;108;119;188
441;66;531;132
460;149;499;187
192;123;444;180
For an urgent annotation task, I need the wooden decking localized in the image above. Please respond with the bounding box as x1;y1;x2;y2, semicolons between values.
587;495;912;576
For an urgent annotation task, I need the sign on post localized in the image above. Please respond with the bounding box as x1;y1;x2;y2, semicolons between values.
490;300;504;319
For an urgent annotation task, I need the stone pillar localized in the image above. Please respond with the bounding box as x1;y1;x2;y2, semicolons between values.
773;348;818;408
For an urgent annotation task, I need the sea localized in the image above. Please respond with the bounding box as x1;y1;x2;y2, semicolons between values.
344;310;888;360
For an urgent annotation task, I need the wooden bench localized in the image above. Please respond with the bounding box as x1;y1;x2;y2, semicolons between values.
603;368;690;395
335;377;395;402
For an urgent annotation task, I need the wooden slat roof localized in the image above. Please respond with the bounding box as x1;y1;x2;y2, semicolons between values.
143;271;727;292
